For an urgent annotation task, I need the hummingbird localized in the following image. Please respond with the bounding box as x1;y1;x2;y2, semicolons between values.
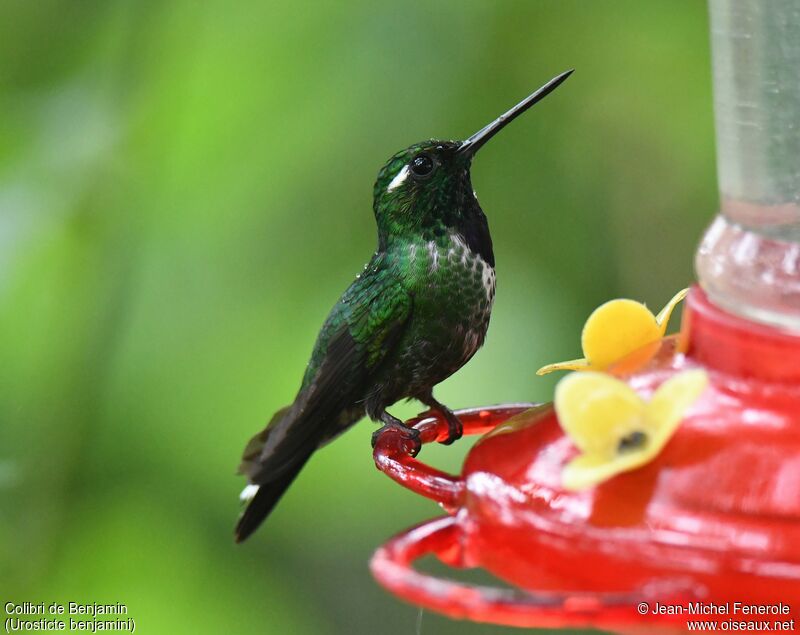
235;70;572;542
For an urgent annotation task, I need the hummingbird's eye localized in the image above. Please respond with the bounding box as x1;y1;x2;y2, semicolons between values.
410;153;434;178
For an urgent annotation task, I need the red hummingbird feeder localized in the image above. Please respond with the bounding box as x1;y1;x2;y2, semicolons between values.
370;1;800;631
371;289;800;631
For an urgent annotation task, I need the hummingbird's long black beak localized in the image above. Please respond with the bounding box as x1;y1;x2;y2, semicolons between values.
458;69;573;157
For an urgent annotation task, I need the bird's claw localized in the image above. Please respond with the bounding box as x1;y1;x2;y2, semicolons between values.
372;422;422;457
439;415;464;445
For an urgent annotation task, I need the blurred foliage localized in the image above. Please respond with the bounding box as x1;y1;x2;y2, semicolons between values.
0;1;714;633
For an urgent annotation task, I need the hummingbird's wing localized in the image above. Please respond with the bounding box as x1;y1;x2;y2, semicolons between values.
242;274;413;484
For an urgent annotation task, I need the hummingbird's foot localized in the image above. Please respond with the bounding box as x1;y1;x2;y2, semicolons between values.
372;412;422;457
420;394;463;445
438;410;464;445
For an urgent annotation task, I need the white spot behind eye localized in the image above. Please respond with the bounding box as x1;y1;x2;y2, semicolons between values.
387;165;409;192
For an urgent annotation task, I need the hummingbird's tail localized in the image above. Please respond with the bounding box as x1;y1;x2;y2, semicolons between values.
234;397;346;542
234;452;311;543
234;327;367;541
234;404;312;543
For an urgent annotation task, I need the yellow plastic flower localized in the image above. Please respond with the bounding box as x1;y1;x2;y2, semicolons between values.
537;288;688;376
554;369;708;491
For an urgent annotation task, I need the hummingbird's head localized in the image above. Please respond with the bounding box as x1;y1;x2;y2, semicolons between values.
371;70;573;250
373;139;475;245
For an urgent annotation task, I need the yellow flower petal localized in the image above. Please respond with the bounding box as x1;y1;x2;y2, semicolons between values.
536;358;589;376
562;450;652;491
605;339;662;376
581;299;660;370
554;371;645;458
555;369;709;492
645;369;708;436
537;289;690;376
655;288;689;333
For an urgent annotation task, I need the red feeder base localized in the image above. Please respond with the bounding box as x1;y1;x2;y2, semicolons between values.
370;286;800;632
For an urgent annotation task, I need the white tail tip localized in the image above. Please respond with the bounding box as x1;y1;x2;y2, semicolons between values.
240;484;260;503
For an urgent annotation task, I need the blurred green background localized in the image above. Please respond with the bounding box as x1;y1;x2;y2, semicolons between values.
0;1;715;633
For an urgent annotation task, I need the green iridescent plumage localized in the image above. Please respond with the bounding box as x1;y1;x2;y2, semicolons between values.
235;71;572;542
